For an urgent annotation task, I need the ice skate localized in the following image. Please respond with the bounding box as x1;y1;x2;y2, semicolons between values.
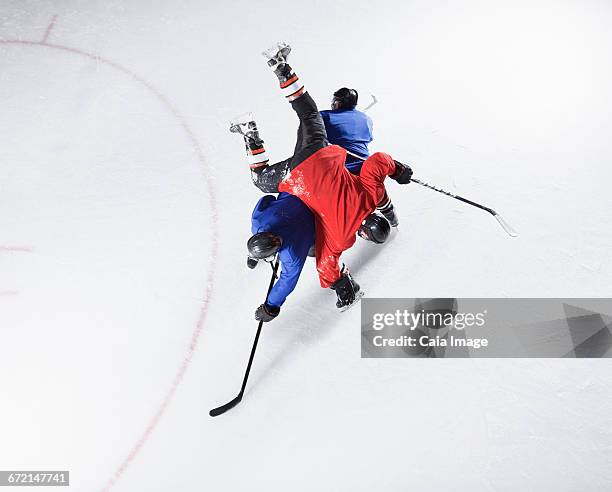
229;112;258;138
231;112;270;169
377;196;399;228
229;112;264;148
331;267;363;311
262;41;292;69
339;290;365;312
380;207;399;228
263;41;304;100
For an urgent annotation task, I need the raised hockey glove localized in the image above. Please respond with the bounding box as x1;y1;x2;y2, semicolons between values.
255;302;280;322
391;160;413;184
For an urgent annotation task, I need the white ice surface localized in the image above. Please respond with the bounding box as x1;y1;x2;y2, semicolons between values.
1;1;611;491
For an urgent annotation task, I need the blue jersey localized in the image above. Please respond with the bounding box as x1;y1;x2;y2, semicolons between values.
320;108;373;175
251;192;315;308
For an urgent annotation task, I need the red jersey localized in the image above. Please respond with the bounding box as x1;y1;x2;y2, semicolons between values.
279;145;396;287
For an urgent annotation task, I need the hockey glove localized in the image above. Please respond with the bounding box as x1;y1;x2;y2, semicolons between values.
255;302;280;322
247;257;259;269
391;160;413;184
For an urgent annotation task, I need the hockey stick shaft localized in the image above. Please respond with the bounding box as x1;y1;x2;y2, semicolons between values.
239;259;279;394
411;177;493;213
209;258;279;417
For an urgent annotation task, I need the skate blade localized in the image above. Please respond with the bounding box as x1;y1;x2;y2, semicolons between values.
229;112;255;133
339;291;365;313
262;42;291;62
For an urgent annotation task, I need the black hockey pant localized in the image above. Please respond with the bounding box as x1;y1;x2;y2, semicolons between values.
253;92;328;193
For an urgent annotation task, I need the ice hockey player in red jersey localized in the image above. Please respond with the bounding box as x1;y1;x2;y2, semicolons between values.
231;42;413;310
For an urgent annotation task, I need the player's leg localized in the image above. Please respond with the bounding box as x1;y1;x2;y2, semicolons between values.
230;113;292;193
232;43;328;193
263;42;305;102
289;92;328;166
376;191;400;228
230;113;270;172
252;157;292;193
263;42;328;168
315;235;361;310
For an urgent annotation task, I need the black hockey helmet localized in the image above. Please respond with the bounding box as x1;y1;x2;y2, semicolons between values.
358;214;391;244
247;232;283;259
332;87;358;109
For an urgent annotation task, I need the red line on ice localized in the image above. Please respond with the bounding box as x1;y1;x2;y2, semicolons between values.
0;246;33;253
41;15;58;44
0;38;219;491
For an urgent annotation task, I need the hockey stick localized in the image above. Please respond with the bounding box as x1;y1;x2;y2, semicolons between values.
209;257;280;417
362;93;378;112
344;149;518;237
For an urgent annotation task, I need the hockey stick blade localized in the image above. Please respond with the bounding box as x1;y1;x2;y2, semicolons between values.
363;94;378;112
209;394;243;417
492;212;519;238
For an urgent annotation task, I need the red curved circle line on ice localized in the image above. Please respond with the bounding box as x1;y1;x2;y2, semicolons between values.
0;38;218;491
0;246;33;253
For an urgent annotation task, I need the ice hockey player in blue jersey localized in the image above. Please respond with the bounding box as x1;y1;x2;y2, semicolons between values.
320;88;400;227
247;192;315;322
320;88;373;176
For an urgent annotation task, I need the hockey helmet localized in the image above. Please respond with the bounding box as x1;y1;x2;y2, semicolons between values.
358;214;391;244
247;232;283;259
332;87;358;109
